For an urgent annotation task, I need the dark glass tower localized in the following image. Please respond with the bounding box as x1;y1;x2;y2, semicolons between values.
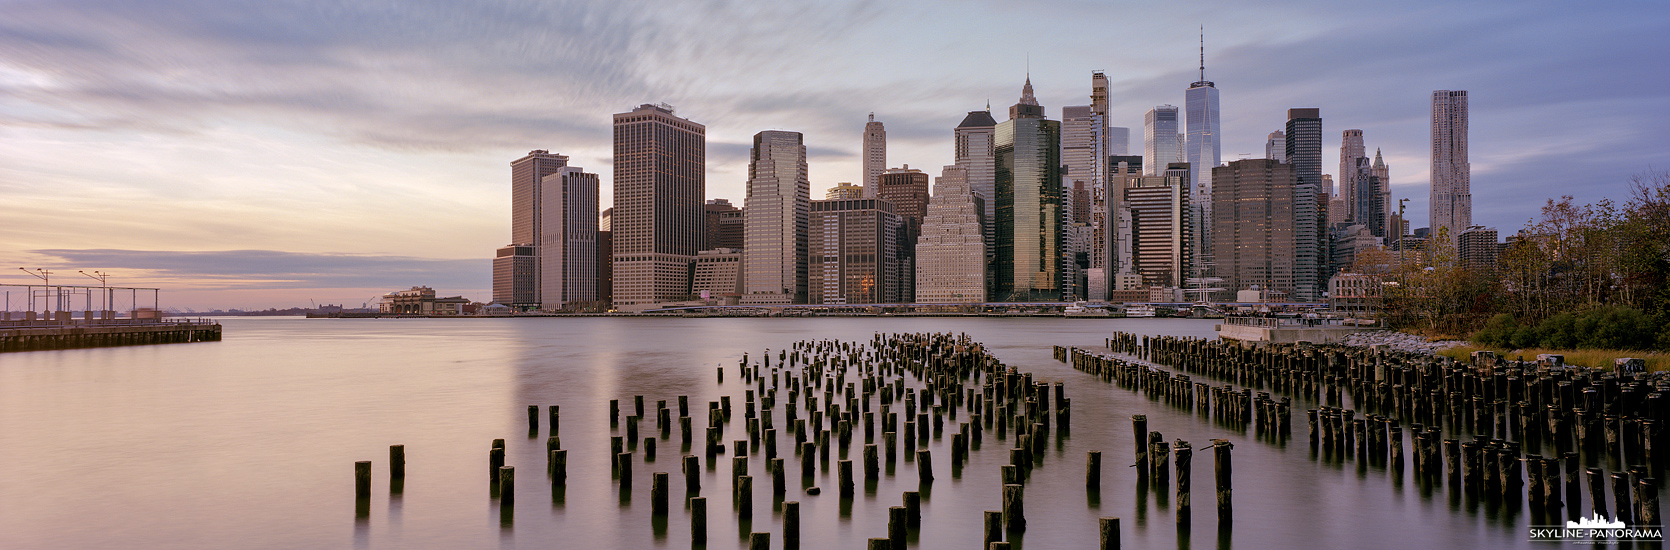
995;78;1063;301
1284;108;1323;301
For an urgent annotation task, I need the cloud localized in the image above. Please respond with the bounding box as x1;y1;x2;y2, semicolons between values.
26;249;487;291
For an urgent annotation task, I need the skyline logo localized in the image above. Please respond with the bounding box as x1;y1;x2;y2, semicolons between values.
1567;512;1625;529
1529;513;1662;543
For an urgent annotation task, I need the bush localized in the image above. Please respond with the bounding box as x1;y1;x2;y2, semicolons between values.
1472;314;1519;347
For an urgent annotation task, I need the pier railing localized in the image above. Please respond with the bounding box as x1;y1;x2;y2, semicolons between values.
1221;316;1377;329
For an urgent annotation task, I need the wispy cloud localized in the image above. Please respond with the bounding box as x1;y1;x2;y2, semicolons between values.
27;249;486;291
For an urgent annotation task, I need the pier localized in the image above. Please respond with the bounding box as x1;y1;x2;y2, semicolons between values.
0;320;222;352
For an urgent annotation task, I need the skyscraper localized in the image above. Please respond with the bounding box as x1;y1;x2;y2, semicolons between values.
612;103;705;310
954;109;998;295
878;166;930;302
1285;108;1324;301
495;149;571;310
1184;36;1221;236
1104;155;1143;295
1118;172;1191;288
1212;159;1297;298
1373;149;1392;231
704;199;744;250
1431;90;1471;243
1143;106;1181;176
916;165;986;303
742;130;810;305
995;77;1063;301
863;114;886;199
1338;129;1366;221
825;182;863;200
538;166;599;310
809;198;903;304
1265;131;1285;163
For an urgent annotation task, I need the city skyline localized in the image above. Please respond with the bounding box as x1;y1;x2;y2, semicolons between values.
3;0;1666;309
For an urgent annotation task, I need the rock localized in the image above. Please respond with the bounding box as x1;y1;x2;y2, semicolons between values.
1338;330;1465;356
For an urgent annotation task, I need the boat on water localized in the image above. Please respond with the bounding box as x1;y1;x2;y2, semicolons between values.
1124;304;1157;318
1063;301;1110;317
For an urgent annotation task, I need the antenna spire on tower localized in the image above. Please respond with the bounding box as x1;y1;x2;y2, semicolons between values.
1199;26;1205;82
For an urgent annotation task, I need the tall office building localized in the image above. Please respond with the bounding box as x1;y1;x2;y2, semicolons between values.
995;77;1063;301
1285;108;1324;301
495;149;571;310
1458;225;1498;272
916;165;987;303
1103;155;1143;295
954;109;999;294
538;166;599;310
1338;129;1366;221
1115;172;1191;288
809;198;903;304
742;130;810;305
1184;38;1221;240
597;208;612;307
1062;105;1102;194
704;198;744;251
1373;149;1392;229
1265;131;1285;163
1212;159;1297;298
863;114;887;198
612;103;704;310
1431;90;1471;243
1143;106;1181;176
878;166;930;302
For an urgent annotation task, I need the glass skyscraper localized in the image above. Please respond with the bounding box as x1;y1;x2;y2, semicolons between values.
995;78;1063;301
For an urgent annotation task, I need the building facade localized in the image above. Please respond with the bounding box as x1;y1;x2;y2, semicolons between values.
1285;108;1324;301
612;104;705;309
995;78;1063;301
916;165;986;303
1431;90;1471;244
1338;129;1366;221
809;198;903;304
742;130;810;305
878;166;930;302
1118;173;1191;289
1184;64;1220;250
1212;159;1297;300
825;182;863;200
692;248;744;298
954;109;998;295
538;166;599;310
704;199;744;251
492;244;537;308
1458;225;1499;272
863;114;886;198
1143;105;1181;176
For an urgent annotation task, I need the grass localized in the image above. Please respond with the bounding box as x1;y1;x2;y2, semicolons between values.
1437;344;1670;372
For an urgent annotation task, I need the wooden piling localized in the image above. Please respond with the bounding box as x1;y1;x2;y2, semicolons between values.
1099;516;1120;550
1611;472;1633;524
1132;415;1148;475
528;404;539;433
784;501;801;550
619;452;633;491
889;506;907;549
1175;441;1191;527
917;449;933;483
490;446;505;482
839;459;855;497
652;471;669;514
354;461;371;499
691;496;707;544
390;445;405;479
1587;467;1609;520
499;466;515;506
682;454;699;493
549;405;560;435
1003;484;1026;531
737;475;753;519
1214;440;1232;526
1087;450;1102;490
553;450;568;487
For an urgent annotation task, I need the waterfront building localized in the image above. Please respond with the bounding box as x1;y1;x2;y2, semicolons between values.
380;286;471;315
1212;158;1297;300
492;244;537;309
597;208;612;307
1285;108;1324;301
1143;105;1181;176
809;198;904;304
1115;172;1191;289
915;165;986;303
995;77;1063;301
742;130;810;305
539;166;599;310
863;114;886;198
495;149;568;310
826;182;863;200
1103;155;1143;297
692;248;744;298
1328;272;1382;314
954;109;999;293
878;166;930;302
1431;90;1471;245
612;103;705;310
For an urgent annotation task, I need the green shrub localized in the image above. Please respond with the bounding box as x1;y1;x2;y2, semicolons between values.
1472;314;1519;347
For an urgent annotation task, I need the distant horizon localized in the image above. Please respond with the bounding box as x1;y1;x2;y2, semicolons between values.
4;0;1666;309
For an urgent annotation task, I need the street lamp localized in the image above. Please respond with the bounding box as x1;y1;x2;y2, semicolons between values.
79;270;112;318
18;268;51;313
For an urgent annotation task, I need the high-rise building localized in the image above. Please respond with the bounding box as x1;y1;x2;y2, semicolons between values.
1107;127;1131;156
597;208;612;307
492;244;537;309
863;114;886;199
539;166;599;310
1285;108;1324;301
496;149;571;310
1351;157;1387;238
1431;90;1471;243
1458;226;1498;272
704;199;744;251
1143;106;1181;176
878;166;930;302
1373;149;1392;231
916;165;986;303
1338;129;1366;221
809;198;903;304
1116;172;1191;288
1103;155;1143;296
1184;37;1221;243
995;77;1063;301
955;109;998;296
826;182;863;200
1265;131;1285;163
742;130;810;305
1212;159;1297;299
612;103;705;310
1062;105;1102;198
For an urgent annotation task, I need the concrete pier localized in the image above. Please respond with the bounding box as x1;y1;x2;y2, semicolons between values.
0;321;221;353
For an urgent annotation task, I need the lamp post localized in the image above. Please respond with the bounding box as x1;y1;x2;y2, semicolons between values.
79;270;111;320
18;268;51;314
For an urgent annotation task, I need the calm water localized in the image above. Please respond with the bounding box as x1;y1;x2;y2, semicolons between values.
0;317;1631;549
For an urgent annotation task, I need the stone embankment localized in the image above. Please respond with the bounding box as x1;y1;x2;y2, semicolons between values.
1338;331;1465;355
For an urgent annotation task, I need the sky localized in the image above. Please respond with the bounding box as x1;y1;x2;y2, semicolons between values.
2;0;1667;311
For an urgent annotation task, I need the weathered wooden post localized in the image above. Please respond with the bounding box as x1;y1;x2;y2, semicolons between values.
983;510;1003;547
918;449;934;483
552;450;568;487
499;466;515;507
390;445;405;480
645;437;656;462
1587;467;1609;520
1214;440;1232;527
549;405;560;435
904;490;921;527
889;506;908;549
771;457;786;498
1003;484;1026;531
748;532;770;550
1175;440;1191;528
354;461;371;500
1133;415;1148;477
1638;477;1660;527
682;454;699;493
528;404;539;433
784;500;801;550
839;459;855;497
1150;433;1169;484
1611;472;1634;525
611;436;624;476
490;446;506;483
737;475;754;519
691;496;707;544
610;399;619;424
618;452;633;491
1087;450;1102;491
652;471;669;514
1099;516;1120;550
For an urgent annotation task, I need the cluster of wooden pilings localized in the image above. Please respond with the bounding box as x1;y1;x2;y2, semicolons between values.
1061;344;1290;439
1092;331;1663;527
351;332;1147;549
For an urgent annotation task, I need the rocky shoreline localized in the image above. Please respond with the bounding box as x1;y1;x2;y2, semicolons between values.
1339;330;1467;355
